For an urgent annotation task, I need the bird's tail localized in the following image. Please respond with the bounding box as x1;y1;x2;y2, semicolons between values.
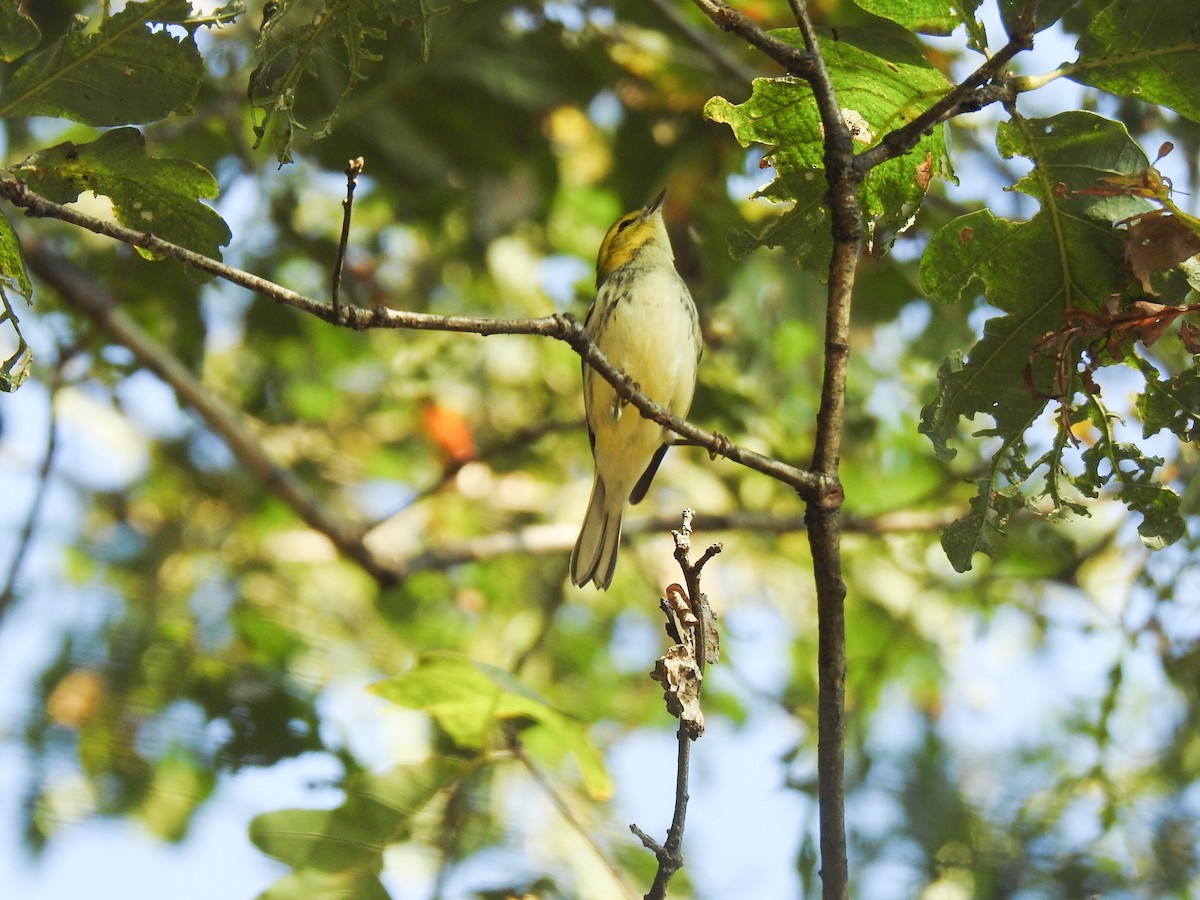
570;476;622;590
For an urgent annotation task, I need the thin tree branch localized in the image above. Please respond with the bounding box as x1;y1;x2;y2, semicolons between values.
646;0;758;84
20;241;397;585
332;156;364;314
688;0;816;76
854;0;1038;174
786;1;861;897
508;733;638;900
632;728;691;900
369;507;962;578
0;366;62;621
632;511;721;899
0;178;828;503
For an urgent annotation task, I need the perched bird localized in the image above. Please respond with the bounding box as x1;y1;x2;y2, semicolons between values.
570;189;702;590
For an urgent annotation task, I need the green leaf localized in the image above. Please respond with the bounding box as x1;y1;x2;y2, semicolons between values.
11;128;231;261
942;479;1026;573
0;0;41;62
851;0;980;36
249;0;392;164
1139;365;1200;441
0;209;31;392
0;209;32;304
705;24;953;277
920;112;1147;457
727;171;830;272
256;869;391;900
921;112;1156;569
999;0;1083;35
1;0;203;126
1068;0;1200;124
998;110;1153;221
250;759;466;873
1077;441;1184;549
373;653;612;800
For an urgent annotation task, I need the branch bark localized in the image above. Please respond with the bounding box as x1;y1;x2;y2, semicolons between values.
20;240;398;584
374;506;963;578
0;178;828;504
632;511;721;899
854;0;1039;174
787;2;861;898
689;0;816;75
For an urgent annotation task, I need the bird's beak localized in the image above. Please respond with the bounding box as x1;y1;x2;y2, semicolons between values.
644;189;667;218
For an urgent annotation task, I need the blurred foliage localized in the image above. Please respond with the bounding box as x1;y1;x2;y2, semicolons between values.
0;0;1198;898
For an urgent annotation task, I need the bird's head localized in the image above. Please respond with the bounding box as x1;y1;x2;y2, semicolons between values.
595;189;673;286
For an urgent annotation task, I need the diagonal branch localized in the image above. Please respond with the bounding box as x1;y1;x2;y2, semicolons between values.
854;0;1038;174
0;178;827;503
20;240;397;584
688;0;816;76
0;362;62;621
646;0;758;84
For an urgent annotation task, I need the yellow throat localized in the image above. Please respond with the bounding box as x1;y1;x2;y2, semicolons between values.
595;189;673;286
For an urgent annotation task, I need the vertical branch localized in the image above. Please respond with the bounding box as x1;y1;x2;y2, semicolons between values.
789;3;862;899
332;156;364;317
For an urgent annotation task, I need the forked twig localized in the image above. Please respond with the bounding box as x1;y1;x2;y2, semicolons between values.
632;510;722;900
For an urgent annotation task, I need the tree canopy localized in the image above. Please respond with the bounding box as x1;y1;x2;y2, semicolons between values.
2;0;1200;898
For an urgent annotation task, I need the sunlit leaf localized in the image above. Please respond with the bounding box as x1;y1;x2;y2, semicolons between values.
11;127;231;261
373;654;612;800
705;23;953;276
851;0;980;36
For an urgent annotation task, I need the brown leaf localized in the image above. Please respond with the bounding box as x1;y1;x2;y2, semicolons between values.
1180;321;1200;354
1124;215;1200;294
1120;300;1175;347
651;646;704;739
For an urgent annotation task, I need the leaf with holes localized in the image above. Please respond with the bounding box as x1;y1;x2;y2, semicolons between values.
11;128;230;261
919;111;1186;568
705;22;953;277
1;0;203;125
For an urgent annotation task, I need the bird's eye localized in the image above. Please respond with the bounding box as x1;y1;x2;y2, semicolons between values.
616;217;636;233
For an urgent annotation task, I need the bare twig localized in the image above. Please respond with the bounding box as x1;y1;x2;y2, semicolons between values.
0;178;827;503
633;511;721;899
332;156;364;314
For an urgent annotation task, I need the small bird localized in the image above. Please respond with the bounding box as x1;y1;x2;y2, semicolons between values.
570;189;702;590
